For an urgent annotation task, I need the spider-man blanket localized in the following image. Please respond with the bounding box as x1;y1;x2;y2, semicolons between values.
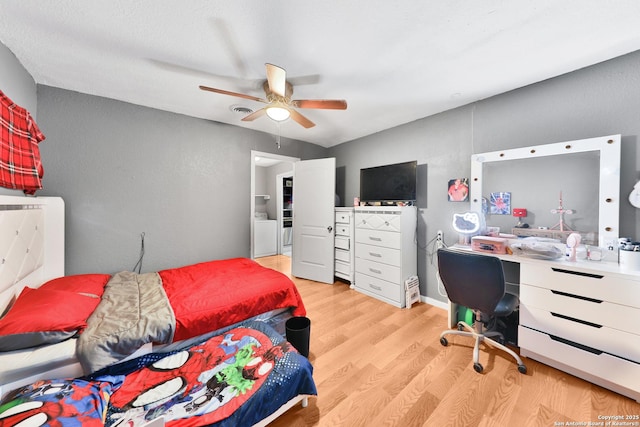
104;321;316;427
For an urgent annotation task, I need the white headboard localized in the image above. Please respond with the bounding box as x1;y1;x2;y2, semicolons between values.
0;195;64;314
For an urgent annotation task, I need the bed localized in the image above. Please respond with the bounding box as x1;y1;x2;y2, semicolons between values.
0;195;316;425
0;320;316;427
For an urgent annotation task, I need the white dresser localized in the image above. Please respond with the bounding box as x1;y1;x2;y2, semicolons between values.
517;260;640;402
354;206;417;308
334;208;355;283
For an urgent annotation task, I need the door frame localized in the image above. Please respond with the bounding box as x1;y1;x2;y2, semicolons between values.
250;150;299;259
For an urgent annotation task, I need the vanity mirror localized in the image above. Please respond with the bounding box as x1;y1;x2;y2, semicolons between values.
470;134;621;250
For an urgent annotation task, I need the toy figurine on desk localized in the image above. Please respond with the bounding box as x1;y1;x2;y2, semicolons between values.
452;211;484;245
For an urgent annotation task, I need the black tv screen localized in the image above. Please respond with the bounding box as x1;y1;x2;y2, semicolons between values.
360;160;417;203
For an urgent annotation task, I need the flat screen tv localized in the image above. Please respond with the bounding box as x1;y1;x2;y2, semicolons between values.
360;160;417;204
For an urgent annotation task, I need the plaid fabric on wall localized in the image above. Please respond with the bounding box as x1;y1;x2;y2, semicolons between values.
0;90;45;194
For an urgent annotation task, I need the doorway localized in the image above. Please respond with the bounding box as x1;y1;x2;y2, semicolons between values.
250;150;299;260
276;172;294;256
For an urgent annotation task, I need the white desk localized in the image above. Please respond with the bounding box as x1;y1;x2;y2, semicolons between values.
445;244;640;402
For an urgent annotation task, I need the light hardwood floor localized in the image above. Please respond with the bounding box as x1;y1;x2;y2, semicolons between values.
256;255;639;427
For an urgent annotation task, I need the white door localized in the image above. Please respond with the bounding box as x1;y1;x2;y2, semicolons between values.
291;158;335;284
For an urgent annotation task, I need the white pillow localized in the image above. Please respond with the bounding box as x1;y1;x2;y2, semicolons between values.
0;287;17;318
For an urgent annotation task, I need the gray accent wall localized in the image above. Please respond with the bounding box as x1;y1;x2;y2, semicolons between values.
35;87;326;274
0;42;36;115
329;50;640;304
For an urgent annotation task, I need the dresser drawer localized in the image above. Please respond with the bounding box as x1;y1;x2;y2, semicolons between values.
335;224;351;237
335;211;351;224
355;243;401;266
355;272;401;303
356;258;400;283
520;284;640;334
355;229;401;249
521;263;640;307
335;248;350;263
355;212;402;232
335;260;351;276
520;305;640;362
519;326;640;401
335;236;350;250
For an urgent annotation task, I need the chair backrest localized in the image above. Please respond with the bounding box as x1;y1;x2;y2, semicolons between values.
437;249;506;316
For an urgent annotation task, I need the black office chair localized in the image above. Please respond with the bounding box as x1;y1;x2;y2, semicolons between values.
437;248;527;374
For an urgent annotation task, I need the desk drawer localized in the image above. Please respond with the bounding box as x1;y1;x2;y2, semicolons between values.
355;272;401;303
521;263;640;307
335;224;351;237
520;284;640;334
520;305;640;363
356;258;400;283
519;327;640;400
335;236;350;250
356;243;401;266
355;229;401;249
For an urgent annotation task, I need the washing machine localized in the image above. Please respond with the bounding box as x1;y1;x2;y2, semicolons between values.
254;212;277;257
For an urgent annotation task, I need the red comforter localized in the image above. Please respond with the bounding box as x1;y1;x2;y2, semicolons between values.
159;257;306;341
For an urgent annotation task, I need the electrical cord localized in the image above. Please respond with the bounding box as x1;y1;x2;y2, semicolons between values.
426;232;449;298
132;232;145;274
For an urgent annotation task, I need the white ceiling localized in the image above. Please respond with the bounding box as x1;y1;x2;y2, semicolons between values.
2;1;640;148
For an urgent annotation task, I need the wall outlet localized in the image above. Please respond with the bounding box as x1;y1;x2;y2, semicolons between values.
436;230;444;246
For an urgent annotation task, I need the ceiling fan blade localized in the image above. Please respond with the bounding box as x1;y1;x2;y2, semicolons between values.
265;63;287;97
292;99;348;110
240;108;267;122
199;85;266;103
289;108;315;128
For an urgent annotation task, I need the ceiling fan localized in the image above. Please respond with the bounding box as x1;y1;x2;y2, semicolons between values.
199;63;347;128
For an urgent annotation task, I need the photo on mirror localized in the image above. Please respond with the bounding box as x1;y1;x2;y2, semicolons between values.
490;192;511;215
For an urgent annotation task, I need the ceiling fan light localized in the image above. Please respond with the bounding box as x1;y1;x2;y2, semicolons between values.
266;106;290;122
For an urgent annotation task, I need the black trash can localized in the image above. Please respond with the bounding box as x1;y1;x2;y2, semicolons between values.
285;316;311;358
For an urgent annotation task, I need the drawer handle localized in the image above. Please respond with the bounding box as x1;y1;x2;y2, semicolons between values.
369;284;382;291
369;268;382;274
550;312;602;328
550;268;604;279
369;252;382;258
551;290;602;304
368;236;382;241
549;334;603;355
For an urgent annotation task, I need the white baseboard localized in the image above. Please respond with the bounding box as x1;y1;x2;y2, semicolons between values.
423;296;448;310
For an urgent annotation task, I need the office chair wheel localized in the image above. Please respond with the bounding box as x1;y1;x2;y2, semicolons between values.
457;323;465;331
518;364;527;374
473;363;483;373
440;337;448;346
